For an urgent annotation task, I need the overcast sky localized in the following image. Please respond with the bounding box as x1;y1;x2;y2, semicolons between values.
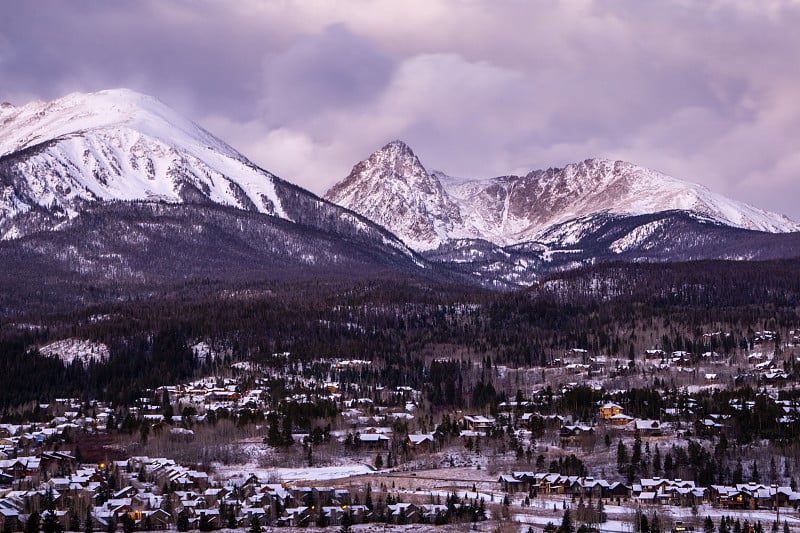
2;1;799;219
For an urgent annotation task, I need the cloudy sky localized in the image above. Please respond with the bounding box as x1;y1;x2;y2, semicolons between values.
2;1;799;219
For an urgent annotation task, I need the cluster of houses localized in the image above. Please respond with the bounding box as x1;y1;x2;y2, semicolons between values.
496;471;800;511
0;451;458;531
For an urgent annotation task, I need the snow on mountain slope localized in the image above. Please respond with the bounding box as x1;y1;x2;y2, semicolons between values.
326;143;800;253
39;338;110;364
326;141;464;251
0;89;288;238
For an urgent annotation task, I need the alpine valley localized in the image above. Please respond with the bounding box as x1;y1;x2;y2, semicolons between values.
1;89;800;311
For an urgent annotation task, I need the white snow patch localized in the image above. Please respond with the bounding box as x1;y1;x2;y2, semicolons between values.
38;338;110;364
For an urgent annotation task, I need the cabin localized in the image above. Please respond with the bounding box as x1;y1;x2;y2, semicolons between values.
599;403;624;419
386;503;419;524
634;419;662;436
279;506;312;527
498;475;527;494
356;433;390;450
560;425;595;446
406;433;436;453
460;415;496;432
0;509;20;532
609;414;634;427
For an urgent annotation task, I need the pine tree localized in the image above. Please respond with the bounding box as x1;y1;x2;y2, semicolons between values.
83;510;93;533
560;508;574;533
176;510;189;532
25;513;40;533
266;413;281;447
365;483;373;511
198;515;212;532
339;511;353;533
281;415;293;446
315;509;328;528
120;514;134;533
42;512;64;533
161;389;173;424
632;430;642;467
617;440;629;471
249;515;262;533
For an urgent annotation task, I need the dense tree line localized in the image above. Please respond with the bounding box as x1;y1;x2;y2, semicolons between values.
0;258;798;412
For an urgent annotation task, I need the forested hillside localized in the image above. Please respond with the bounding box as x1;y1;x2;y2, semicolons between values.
2;258;798;413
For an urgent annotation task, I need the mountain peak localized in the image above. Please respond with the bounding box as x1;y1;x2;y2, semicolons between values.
361;140;427;182
376;139;417;159
0;89;294;236
0;88;240;162
380;139;413;151
325;142;462;251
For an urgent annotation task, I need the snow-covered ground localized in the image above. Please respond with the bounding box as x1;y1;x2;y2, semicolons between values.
38;338;110;364
210;437;375;485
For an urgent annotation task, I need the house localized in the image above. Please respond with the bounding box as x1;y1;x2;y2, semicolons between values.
697;418;724;436
609;414;634;427
605;482;630;499
531;473;568;495
518;413;564;431
460;415;496;432
312;487;335;508
577;477;609;499
386;503;419;524
634;420;663;436
135;510;171;530
599;403;624;420
0;509;20;532
356;433;390;450
672;487;706;507
559;425;595;445
406;433;436;453
420;504;448;522
279;506;311;527
637;478;672;494
708;485;749;509
498;475;527;494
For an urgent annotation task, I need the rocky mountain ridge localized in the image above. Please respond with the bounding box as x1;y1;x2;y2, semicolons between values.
326;141;800;252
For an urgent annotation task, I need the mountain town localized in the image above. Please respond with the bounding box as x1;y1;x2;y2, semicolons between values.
3;3;800;532
2;318;800;532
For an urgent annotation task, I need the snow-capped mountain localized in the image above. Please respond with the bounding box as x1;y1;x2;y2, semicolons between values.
325;142;799;254
3;90;799;295
326;140;463;251
0;90;433;291
0;89;292;239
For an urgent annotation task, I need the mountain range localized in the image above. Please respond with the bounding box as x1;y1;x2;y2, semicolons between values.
326;140;799;252
1;89;799;302
326;141;800;285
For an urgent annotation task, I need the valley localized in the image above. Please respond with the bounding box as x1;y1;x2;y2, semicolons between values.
1;90;799;533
